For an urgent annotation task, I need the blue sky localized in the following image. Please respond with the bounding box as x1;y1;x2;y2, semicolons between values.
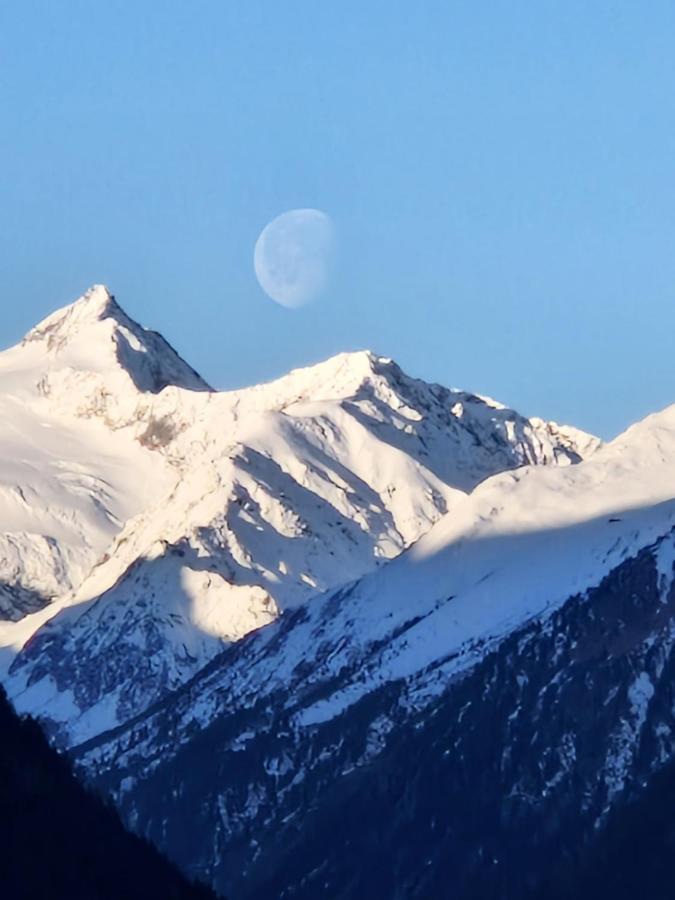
2;1;675;438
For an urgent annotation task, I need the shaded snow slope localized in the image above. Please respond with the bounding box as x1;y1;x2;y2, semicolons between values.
0;288;595;745
77;400;675;780
69;404;675;899
90;533;675;900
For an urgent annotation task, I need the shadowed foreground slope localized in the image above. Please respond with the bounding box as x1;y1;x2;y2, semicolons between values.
0;687;217;900
541;750;675;900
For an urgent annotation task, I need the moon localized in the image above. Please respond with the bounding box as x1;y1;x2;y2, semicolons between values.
253;208;336;309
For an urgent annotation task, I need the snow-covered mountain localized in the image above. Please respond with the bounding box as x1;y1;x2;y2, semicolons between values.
7;284;675;898
0;285;202;623
0;285;595;745
74;401;675;899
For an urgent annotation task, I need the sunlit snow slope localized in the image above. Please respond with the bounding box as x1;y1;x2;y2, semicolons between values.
98;400;672;738
0;285;205;621
0;285;596;744
74;402;675;900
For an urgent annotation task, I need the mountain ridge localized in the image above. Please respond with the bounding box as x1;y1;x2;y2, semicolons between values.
74;428;675;898
72;529;675;899
0;285;597;746
5;285;675;899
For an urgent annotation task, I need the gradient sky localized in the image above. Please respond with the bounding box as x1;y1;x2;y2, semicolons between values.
2;1;675;438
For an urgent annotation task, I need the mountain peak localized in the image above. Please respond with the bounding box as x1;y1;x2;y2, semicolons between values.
24;284;125;345
21;285;211;395
78;283;117;312
290;349;386;394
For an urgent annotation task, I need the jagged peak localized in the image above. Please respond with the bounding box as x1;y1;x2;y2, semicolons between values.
285;349;385;383
290;350;507;412
236;351;598;456
20;285;211;395
23;285;127;345
227;350;394;410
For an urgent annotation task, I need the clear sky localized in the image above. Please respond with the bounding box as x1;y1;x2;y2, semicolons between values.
2;1;675;438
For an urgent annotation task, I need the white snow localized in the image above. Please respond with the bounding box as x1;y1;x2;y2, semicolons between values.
655;538;675;600
98;398;675;766
628;672;655;715
0;286;180;619
0;285;597;744
275;412;675;723
603;670;657;802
